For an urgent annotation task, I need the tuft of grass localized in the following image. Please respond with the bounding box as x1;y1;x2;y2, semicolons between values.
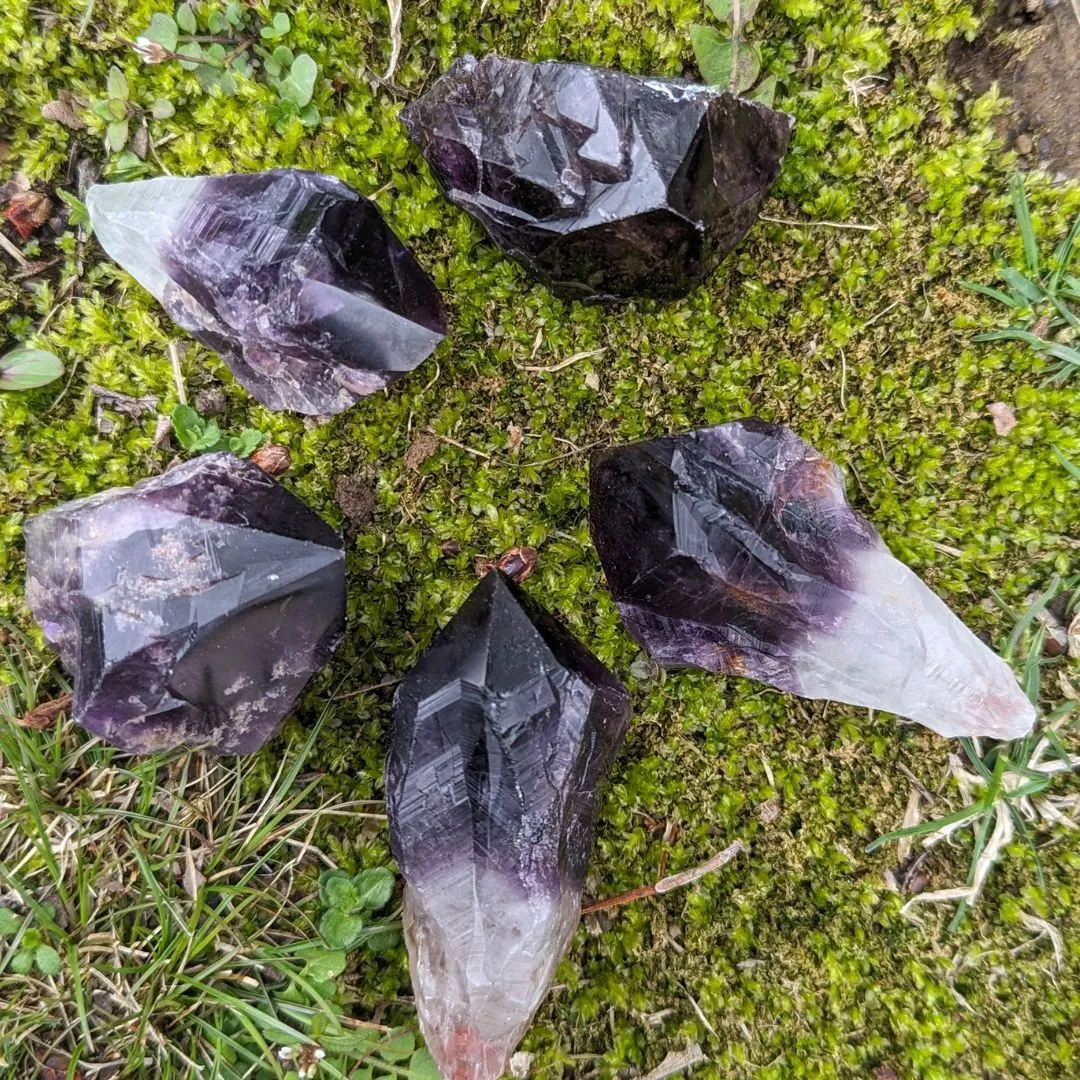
963;172;1080;384
868;577;1080;930
0;627;410;1079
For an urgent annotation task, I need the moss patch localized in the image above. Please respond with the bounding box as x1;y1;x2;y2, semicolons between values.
2;0;1079;1077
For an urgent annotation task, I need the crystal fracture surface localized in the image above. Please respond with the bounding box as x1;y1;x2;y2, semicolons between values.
590;420;1036;740
386;572;631;1080
24;453;345;754
402;54;793;300
86;169;447;414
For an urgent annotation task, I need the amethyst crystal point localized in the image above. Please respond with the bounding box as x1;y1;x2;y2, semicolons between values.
401;54;793;301
590;420;1037;741
386;571;631;1080
86;169;447;415
24;453;345;754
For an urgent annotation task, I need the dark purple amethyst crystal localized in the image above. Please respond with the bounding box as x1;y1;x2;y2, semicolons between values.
589;420;1036;741
24;453;345;754
402;54;793;301
86;169;447;415
386;571;630;1080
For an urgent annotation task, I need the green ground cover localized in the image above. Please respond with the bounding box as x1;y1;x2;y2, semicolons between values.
1;0;1079;1076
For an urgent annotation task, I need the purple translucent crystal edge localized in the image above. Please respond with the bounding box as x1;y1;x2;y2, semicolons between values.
386;571;631;1080
402;54;794;300
24;452;346;754
589;418;1037;740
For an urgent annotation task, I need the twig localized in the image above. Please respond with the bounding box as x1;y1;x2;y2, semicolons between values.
760;214;879;232
864;298;903;328
514;440;603;468
839;348;847;409
169;341;187;404
333;676;402;701
514;348;605;374
0;230;29;268
383;0;403;81
581;840;744;914
426;429;491;460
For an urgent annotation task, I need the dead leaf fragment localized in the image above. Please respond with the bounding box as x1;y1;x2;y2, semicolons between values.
403;430;439;470
987;401;1017;436
507;423;523;454
41;91;86;130
1068;611;1080;659
251;444;291;476
637;1043;706;1080
42;1055;83;1080
496;545;538;583
872;1067;900;1080
4;190;53;240
17;693;72;730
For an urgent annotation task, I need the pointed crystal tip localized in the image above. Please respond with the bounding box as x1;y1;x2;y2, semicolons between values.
590;419;1036;741
87;169;448;414
387;572;631;1080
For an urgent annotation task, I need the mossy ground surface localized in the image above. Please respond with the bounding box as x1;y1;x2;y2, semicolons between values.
1;0;1079;1077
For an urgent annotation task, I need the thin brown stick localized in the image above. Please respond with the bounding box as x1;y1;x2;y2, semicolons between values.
334;675;402;701
168;341;187;404
581;840;744;914
514;348;604;374
0;230;29;267
760;214;879;232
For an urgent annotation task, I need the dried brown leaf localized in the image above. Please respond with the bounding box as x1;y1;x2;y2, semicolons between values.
41;92;86;131
17;693;72;730
4;191;53;240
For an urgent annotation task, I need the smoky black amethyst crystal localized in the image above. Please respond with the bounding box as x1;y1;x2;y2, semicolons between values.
590;420;1036;741
401;54;793;301
86;169;448;415
24;453;346;754
386;571;631;1080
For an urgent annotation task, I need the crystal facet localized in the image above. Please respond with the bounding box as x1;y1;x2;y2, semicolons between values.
24;452;345;754
590;420;1036;741
86;169;448;415
386;572;631;1080
402;54;793;301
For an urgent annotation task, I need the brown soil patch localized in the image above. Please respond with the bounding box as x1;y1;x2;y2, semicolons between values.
948;0;1080;179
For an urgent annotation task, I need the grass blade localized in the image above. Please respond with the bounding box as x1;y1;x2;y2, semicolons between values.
866;802;984;852
1011;172;1040;276
960;280;1023;308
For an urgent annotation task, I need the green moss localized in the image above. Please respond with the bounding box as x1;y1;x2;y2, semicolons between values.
2;0;1079;1077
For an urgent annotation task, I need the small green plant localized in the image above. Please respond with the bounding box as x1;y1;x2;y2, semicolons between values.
317;867;399;951
868;576;1080;930
0;347;63;391
0;908;62;978
690;0;776;105
90;64;174;154
963;173;1080;384
135;3;321;132
170;403;266;456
